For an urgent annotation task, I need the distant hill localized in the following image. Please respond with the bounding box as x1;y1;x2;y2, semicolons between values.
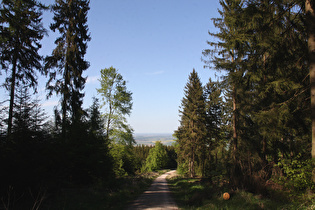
134;133;176;146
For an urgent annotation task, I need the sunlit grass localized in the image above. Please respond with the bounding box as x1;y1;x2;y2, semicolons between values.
167;176;315;210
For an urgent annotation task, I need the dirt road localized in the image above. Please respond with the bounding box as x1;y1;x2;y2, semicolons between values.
127;170;178;210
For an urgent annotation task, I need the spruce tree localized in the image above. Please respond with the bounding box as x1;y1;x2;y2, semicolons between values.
203;0;248;185
240;0;310;165
175;69;207;177
204;0;311;188
204;79;223;177
12;86;49;141
45;0;91;138
0;0;47;137
87;97;104;138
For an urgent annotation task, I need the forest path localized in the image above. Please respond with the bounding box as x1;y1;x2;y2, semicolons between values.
127;170;178;210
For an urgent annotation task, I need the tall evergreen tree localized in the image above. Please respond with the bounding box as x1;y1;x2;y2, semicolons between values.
203;0;248;162
203;79;224;177
45;0;91;138
175;69;207;178
204;0;310;189
0;0;47;137
203;0;248;185
248;0;309;163
204;78;223;144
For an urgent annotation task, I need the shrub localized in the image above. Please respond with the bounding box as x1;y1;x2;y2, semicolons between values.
276;154;314;192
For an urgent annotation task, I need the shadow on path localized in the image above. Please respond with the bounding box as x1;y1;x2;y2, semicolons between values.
127;170;178;210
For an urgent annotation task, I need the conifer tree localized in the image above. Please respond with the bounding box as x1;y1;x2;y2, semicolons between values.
175;69;207;177
87;97;105;138
203;79;223;177
0;0;47;137
203;0;248;185
204;0;311;188
12;86;49;141
238;0;309;166
45;0;91;138
204;78;223;143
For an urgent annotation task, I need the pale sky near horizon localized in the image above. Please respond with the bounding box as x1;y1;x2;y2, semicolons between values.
1;0;222;134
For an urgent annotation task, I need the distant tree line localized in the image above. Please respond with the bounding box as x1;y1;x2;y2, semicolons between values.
175;0;314;194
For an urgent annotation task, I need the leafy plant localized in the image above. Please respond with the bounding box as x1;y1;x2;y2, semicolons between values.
142;141;169;172
276;154;314;192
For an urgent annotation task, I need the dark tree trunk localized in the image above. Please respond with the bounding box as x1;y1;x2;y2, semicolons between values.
306;0;315;182
7;55;18;137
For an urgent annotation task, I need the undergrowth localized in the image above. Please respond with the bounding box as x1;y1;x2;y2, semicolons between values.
167;175;315;210
26;171;166;209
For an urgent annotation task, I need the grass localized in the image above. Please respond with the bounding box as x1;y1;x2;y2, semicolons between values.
167;176;315;210
39;170;167;210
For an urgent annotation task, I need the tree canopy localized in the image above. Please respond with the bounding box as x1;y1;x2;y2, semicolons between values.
97;66;134;145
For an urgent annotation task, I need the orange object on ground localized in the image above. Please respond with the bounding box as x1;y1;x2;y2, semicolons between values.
223;192;230;200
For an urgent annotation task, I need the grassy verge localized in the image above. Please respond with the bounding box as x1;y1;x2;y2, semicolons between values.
167;176;315;210
40;170;167;210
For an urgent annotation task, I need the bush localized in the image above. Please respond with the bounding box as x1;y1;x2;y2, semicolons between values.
276;154;314;192
110;144;135;177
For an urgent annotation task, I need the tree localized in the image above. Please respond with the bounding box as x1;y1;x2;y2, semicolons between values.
175;69;207;177
305;0;315;182
0;0;47;137
45;0;91;138
203;0;248;184
12;86;49;141
203;0;311;189
87;97;105;138
143;141;169;172
204;78;224;177
203;0;248;169
97;66;134;145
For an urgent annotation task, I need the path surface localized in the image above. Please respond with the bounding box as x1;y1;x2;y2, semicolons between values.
127;170;179;210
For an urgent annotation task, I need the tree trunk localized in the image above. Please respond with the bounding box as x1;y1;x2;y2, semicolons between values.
62;65;69;139
192;152;195;178
7;55;18;137
306;0;315;182
231;84;240;187
232;85;237;161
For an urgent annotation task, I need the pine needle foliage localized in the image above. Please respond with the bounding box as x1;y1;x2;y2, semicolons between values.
0;0;47;136
45;0;91;137
175;69;207;178
203;0;311;190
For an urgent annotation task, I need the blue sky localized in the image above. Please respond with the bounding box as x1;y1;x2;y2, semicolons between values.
2;0;221;134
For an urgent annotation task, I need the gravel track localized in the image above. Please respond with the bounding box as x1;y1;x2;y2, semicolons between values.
127;170;178;210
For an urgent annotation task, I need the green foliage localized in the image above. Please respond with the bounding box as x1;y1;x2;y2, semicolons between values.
97;66;134;145
202;0;311;191
175;69;207;177
0;0;47;135
276;155;314;192
44;0;91;136
142;141;169;172
168;176;314;210
110;144;135;177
